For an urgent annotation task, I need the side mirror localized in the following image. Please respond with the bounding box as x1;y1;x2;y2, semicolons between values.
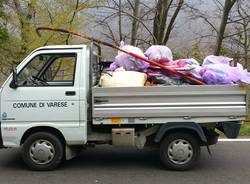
10;65;18;89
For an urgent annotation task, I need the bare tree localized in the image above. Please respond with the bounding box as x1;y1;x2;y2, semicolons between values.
94;0;154;46
65;0;80;44
118;0;123;41
226;0;250;67
236;1;250;67
214;0;237;55
130;0;140;45
13;0;36;54
153;0;184;45
186;0;242;55
94;0;185;47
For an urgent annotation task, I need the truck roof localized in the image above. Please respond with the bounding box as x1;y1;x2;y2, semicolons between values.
35;45;87;51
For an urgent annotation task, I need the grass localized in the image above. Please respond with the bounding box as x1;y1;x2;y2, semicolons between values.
240;121;250;136
215;121;250;136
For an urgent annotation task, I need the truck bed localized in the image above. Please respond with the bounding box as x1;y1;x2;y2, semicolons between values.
92;85;247;124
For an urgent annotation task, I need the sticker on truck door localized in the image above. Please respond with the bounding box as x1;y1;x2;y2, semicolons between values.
12;102;68;109
1;112;15;121
2;112;7;119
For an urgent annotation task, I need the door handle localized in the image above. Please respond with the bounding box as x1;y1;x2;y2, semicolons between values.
65;91;76;96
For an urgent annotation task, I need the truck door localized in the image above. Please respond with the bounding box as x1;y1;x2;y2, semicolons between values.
0;49;84;145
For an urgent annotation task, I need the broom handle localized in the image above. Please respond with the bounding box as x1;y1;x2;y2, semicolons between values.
36;27;206;85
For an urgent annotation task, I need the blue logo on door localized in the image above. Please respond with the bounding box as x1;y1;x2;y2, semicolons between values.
2;112;7;119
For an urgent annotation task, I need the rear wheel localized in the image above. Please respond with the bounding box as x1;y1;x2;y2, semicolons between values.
160;132;200;170
22;132;64;171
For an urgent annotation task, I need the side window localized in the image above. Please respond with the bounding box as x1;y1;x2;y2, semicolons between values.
17;53;77;87
43;56;76;85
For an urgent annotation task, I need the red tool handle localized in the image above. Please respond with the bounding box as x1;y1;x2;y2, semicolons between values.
36;27;206;85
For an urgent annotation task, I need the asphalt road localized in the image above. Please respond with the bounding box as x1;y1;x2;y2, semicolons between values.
0;142;249;184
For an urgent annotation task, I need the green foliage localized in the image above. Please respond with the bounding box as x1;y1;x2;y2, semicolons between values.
0;27;8;45
0;0;8;45
189;43;203;62
173;53;182;60
240;122;250;136
218;47;228;56
172;43;204;63
0;0;93;80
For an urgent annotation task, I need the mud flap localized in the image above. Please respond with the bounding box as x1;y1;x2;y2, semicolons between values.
65;145;81;160
221;122;241;138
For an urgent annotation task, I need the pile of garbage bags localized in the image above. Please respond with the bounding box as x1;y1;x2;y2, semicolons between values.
100;42;250;87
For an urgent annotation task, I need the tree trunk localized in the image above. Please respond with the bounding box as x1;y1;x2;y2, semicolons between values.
153;0;184;45
153;0;172;44
13;0;36;55
118;0;123;41
214;0;237;55
243;22;248;68
65;0;79;44
163;0;184;44
130;0;140;46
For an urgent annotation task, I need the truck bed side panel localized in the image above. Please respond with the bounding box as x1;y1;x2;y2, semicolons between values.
92;85;247;118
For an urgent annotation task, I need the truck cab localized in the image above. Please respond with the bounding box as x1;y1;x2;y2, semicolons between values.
0;44;247;171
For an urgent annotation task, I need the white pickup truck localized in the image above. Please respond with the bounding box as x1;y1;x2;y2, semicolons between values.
0;44;247;171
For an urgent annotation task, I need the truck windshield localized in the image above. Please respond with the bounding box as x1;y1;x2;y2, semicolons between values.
18;55;50;82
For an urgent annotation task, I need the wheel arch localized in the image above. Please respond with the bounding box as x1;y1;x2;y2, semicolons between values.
154;122;207;144
20;126;66;145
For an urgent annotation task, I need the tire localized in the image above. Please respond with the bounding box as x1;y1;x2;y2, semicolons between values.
22;132;64;171
159;132;200;171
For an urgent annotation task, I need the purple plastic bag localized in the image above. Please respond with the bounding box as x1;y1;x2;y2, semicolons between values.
144;45;173;65
200;64;235;84
108;42;149;72
203;55;233;66
200;56;250;84
233;63;250;84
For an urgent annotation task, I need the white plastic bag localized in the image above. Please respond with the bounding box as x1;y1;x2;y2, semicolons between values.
100;70;147;87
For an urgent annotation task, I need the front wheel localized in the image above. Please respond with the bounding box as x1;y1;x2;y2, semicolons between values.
160;132;200;170
22;132;64;171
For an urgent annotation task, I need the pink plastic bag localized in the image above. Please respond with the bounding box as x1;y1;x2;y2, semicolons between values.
175;58;202;79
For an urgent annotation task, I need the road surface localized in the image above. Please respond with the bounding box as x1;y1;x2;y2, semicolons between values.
0;142;249;184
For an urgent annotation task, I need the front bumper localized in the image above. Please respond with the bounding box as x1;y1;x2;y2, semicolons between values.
0;121;4;148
